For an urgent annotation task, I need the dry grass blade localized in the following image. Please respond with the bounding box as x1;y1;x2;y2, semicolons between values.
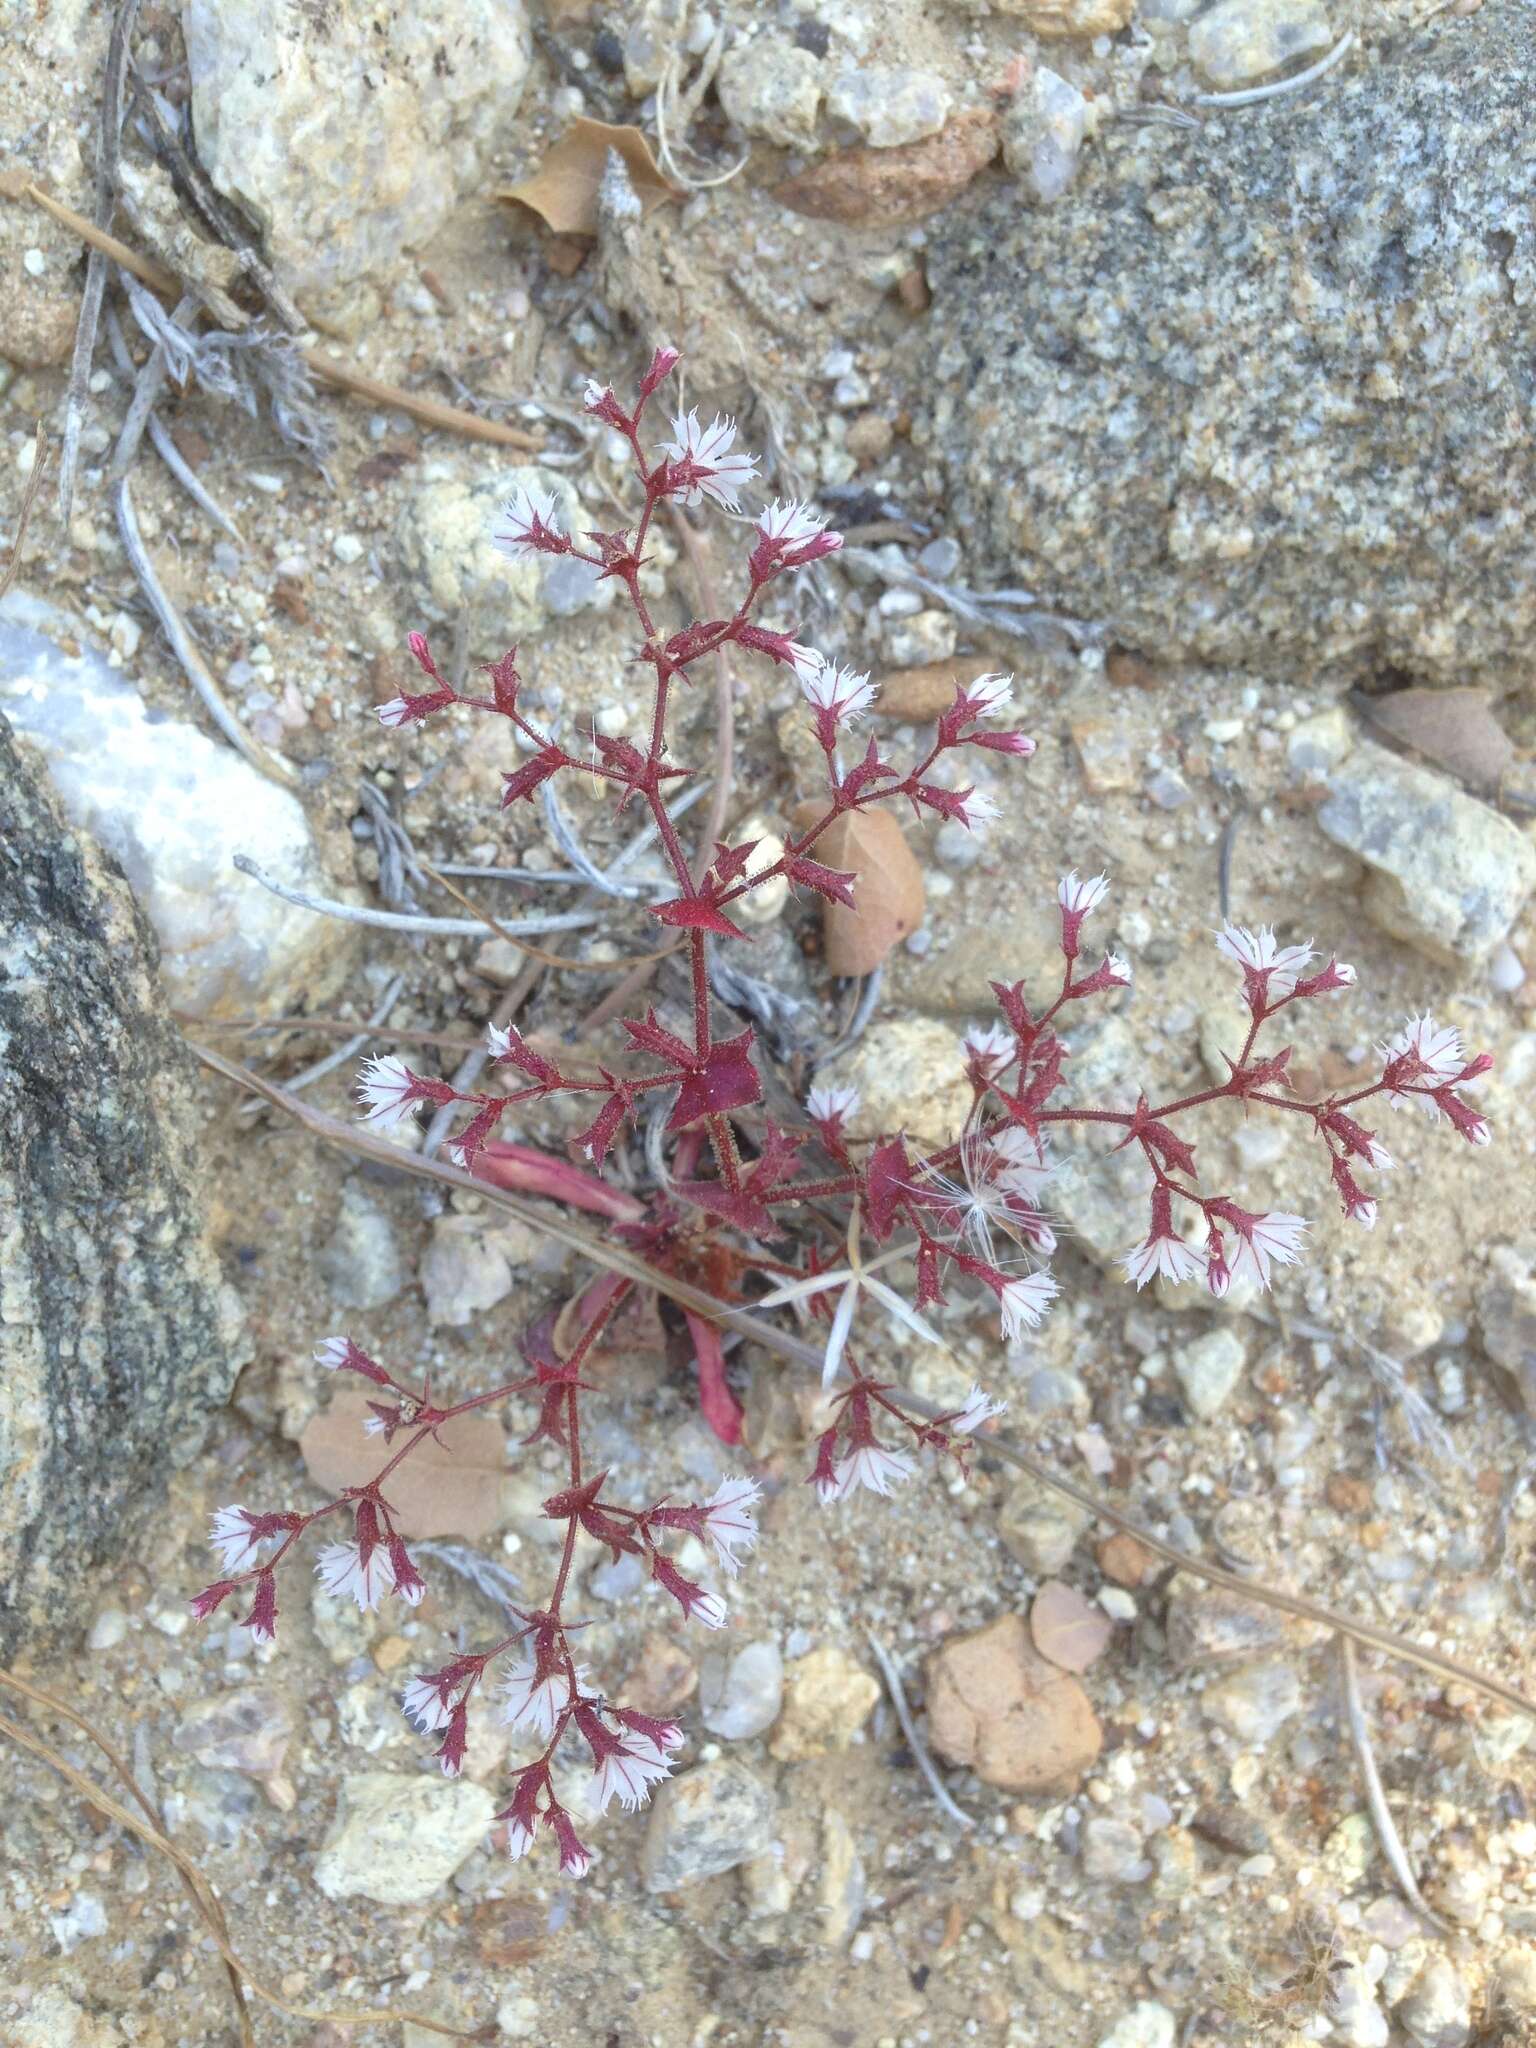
14;180;542;452
865;1630;975;1831
0;1667;492;2039
890;1390;1536;1721
116;476;298;785
58;0;142;524
1337;1635;1453;1933
0;422;48;603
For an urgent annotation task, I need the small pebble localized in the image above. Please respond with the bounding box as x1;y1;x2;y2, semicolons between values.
332;533;365;564
22;247;46;276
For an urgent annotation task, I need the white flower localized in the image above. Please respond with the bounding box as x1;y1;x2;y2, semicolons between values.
583;378;614;413
593;1742;675;1814
757;499;829;549
952;1383;1007;1435
785;640;822;681
1059;871;1110;917
964;1023;1017;1073
828;1443;916;1502
209;1506;266;1573
313;1336;350;1370
690;1590;728;1630
959;789;1000;829
701;1476;763;1576
558;1838;591;1879
999;1270;1059;1338
500;1659;582;1742
1378;1013;1467;1108
657;409;759;512
799;652;877;723
964;672;1015;717
1216;923;1314;1000
808;1082;861;1125
1347;1197;1378;1230
1227;1212;1307;1291
377;696;412;728
495;483;565;561
314;1540;397;1612
991;1126;1052;1201
505;1815;537;1861
401;1676;456;1732
1103;952;1132;984
486;1022;514;1060
355;1054;422;1130
1120;1230;1204;1291
363;1415;387;1437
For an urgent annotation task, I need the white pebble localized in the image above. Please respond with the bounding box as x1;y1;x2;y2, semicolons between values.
332;533;365;564
22;247;46;277
1489;942;1526;993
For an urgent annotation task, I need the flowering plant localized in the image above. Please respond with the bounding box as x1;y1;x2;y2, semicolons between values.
193;351;1492;1877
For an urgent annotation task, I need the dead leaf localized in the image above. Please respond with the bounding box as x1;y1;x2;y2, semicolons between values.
300;1390;508;1540
873;655;999;723
1357;686;1515;792
791;805;926;976
1029;1579;1113;1674
497;117;680;238
776;109;1000;231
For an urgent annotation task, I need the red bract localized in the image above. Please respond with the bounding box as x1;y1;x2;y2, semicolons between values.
191;352;1494;1884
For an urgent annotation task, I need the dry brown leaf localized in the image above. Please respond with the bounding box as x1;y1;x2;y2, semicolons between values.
792;804;926;975
300;1390;508;1540
1029;1579;1113;1674
873;655;999;723
776;109;1000;231
1358;686;1515;792
497;118;680;237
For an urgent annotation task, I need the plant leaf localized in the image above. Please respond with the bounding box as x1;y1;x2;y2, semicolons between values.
498;118;680;238
792;806;926;975
300;1393;508;1541
1029;1580;1113;1674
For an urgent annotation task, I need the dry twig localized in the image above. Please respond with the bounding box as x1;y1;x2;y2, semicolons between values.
115;476;298;784
17;180;543;451
1337;1635;1453;1933
865;1629;976;1831
0;1667;489;2040
58;0;142;523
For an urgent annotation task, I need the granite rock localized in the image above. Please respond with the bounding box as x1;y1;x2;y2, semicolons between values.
920;8;1536;687
183;0;531;320
0;714;247;1654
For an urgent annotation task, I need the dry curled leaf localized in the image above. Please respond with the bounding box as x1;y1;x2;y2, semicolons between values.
776;109;999;230
300;1390;508;1540
792;804;926;975
873;655;999;723
1029;1579;1113;1674
497;117;680;237
1357;686;1515;794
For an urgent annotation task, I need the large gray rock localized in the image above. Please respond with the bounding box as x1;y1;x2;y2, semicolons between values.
919;7;1536;687
183;0;531;318
0;715;247;1654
